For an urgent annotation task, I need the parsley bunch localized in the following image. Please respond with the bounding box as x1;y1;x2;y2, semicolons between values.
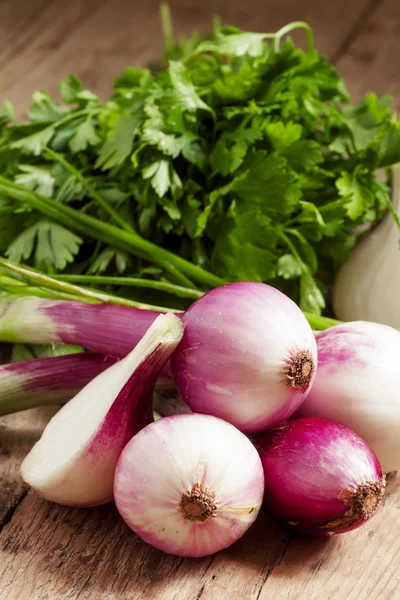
1;11;399;314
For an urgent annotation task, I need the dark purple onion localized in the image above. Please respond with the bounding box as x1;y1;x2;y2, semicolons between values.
258;417;385;536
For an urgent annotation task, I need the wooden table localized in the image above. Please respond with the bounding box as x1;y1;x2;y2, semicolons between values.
0;1;399;598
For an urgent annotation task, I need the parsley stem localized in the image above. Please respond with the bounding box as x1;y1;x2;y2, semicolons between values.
304;312;341;330
274;21;314;53
44;148;134;234
0;258;181;313
278;230;306;271
160;3;175;54
0;280;91;303
54;274;203;299
0;177;224;288
212;15;222;33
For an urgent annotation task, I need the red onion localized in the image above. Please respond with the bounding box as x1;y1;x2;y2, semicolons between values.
296;321;400;473
114;413;264;557
171;282;317;433
258;417;385;536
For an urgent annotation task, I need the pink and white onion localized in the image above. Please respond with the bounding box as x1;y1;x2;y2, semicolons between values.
258;417;385;536
296;321;400;473
114;413;264;557
172;282;317;433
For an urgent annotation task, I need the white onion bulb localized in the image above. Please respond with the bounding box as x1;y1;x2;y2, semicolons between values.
333;163;400;329
296;321;400;473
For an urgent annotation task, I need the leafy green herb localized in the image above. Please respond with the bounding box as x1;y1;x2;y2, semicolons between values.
6;219;82;272
0;10;399;314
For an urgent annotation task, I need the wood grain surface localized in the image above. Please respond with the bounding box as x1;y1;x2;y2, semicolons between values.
0;1;399;598
336;0;400;109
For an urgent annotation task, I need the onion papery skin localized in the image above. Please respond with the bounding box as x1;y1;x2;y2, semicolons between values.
258;418;385;536
171;282;317;433
296;321;400;473
114;414;264;557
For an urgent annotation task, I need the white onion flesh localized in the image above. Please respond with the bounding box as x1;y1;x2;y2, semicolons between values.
20;313;183;506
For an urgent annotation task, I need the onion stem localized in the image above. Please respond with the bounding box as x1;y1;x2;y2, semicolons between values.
54;274;203;299
0;282;91;303
0;259;339;329
0;258;181;312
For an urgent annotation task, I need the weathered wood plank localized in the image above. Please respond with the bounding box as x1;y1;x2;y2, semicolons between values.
0;496;295;600
0;0;372;116
0;0;49;53
0;407;57;529
0;0;107;115
1;1;400;599
257;472;400;600
336;0;400;107
0;475;397;599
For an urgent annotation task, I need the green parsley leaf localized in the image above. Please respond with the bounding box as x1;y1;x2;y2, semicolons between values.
210;125;260;175
336;170;374;220
87;247;130;275
69;118;101;153
27;91;67;122
6;219;82;272
212;211;278;281
264;121;302;148
15;165;55;197
279;140;323;171
0;100;15;127
11;126;55;156
58;75;98;105
231;151;302;216
96;114;140;170
142;159;170;197
277;254;302;279
195;27;271;58
168;61;214;115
